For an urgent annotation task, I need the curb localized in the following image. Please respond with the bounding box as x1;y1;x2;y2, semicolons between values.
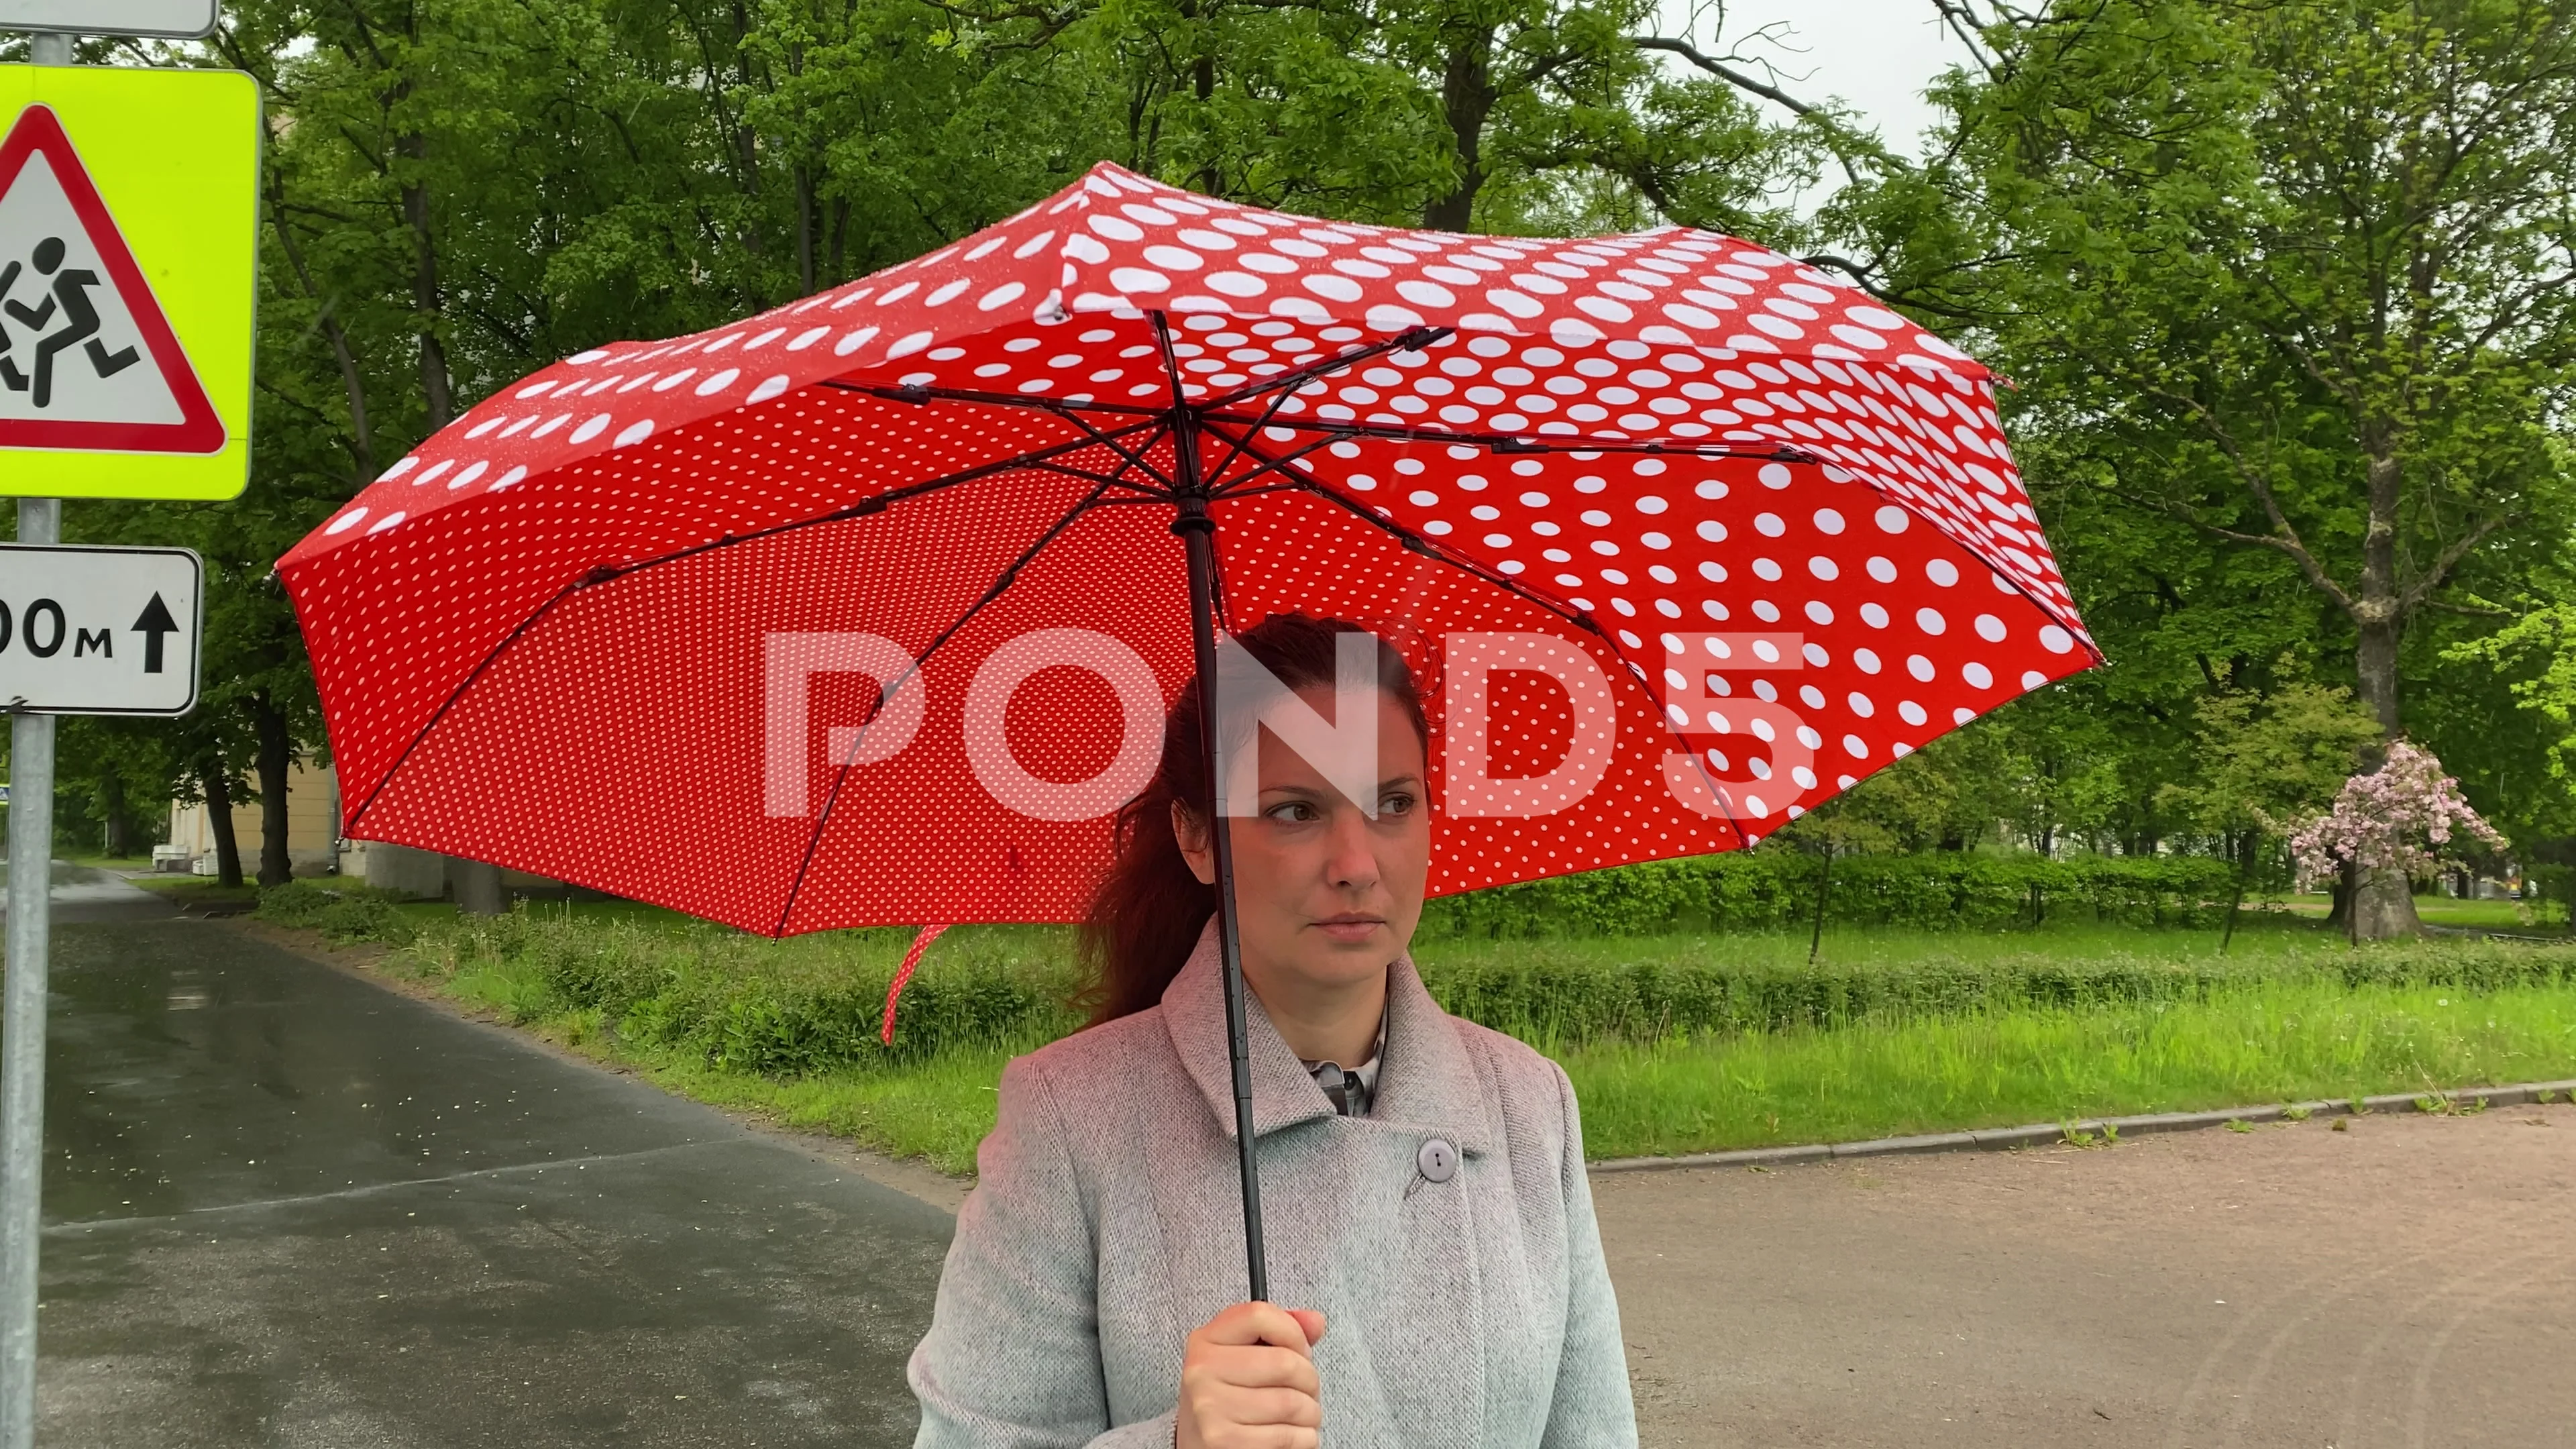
1588;1078;2576;1175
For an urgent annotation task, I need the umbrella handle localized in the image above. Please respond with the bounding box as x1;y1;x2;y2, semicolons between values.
1174;490;1270;1306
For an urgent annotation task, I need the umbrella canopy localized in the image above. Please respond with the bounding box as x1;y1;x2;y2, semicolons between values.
280;161;2099;941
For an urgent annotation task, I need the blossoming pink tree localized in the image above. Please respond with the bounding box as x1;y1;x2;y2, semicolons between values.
2290;742;2506;940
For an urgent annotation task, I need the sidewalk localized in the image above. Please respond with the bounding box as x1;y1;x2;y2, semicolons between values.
36;906;953;1448
0;859;176;918
1597;1102;2576;1447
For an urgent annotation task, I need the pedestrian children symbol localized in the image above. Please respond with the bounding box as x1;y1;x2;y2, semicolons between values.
1;235;144;409
0;103;225;453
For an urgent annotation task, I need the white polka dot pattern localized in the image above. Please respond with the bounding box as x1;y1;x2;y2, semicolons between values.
277;162;2101;934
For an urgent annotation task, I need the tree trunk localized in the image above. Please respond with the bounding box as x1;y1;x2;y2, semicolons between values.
406;182;455;432
252;692;294;888
1423;30;1495;230
2353;614;2400;739
794;162;816;296
99;771;126;859
1807;841;1832;963
2220;839;2247;953
2346;448;2423;941
201;762;243;890
453;857;506;916
396;98;454;437
1188;7;1220;195
2348;865;2420;943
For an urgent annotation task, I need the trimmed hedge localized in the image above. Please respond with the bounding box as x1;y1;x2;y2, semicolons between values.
388;910;1081;1074
1415;938;2576;1044
1417;852;2239;940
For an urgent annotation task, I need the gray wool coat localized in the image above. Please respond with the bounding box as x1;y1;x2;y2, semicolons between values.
907;922;1638;1448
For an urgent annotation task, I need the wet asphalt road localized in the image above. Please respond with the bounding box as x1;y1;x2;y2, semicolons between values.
19;868;953;1448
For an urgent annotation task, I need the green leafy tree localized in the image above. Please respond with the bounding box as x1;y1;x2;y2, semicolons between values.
2157;678;2383;893
1837;0;2576;935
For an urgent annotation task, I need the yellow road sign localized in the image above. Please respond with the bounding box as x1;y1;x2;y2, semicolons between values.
0;66;257;500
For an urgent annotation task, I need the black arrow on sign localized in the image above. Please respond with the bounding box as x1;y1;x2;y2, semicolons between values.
131;593;178;674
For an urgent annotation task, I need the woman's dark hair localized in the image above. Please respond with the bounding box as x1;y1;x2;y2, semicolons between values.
1076;612;1428;1026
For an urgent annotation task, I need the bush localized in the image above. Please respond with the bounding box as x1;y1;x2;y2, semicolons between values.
365;900;2576;1075
1418;935;2576;1044
394;910;1081;1073
1416;851;2239;940
255;880;419;945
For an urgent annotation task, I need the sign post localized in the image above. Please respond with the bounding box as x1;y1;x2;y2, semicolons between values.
0;497;51;1449
0;11;250;1446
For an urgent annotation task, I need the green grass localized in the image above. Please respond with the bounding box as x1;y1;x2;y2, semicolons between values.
2273;892;2568;932
1561;980;2576;1158
427;950;1042;1175
1418;911;2346;975
2412;898;2563;930
121;874;261;907
267;885;2576;1175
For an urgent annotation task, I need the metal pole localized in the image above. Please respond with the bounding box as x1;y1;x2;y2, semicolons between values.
1169;433;1267;1306
3;497;61;1449
10;34;80;1439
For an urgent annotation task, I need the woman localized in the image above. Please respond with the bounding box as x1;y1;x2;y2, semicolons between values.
909;613;1635;1448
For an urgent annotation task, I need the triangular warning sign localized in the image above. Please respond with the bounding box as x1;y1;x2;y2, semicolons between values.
0;105;224;455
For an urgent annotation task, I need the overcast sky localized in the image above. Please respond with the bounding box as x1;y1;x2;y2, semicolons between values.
1670;0;1981;158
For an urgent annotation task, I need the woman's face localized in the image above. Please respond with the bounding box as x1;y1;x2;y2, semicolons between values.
1174;686;1432;991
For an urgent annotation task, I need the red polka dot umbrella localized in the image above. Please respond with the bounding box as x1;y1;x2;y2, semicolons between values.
280;162;2099;1292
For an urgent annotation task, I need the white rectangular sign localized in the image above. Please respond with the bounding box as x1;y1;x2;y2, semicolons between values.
0;1;217;39
0;543;199;714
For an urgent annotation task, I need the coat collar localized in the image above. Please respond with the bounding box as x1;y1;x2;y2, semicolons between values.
1161;916;1496;1154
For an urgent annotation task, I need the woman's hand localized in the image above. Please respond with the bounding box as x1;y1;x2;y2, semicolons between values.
1174;1301;1328;1449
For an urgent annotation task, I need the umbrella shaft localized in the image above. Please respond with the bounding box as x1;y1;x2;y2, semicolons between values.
1172;483;1269;1306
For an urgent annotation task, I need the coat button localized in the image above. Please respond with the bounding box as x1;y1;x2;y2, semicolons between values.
1416;1137;1457;1183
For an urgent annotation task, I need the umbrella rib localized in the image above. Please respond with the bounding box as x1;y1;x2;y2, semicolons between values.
1022;460;1175;496
769;480;1115;938
339;572;596;837
1199;411;1819;466
1196;373;1326;492
1187;327;1456;490
1150;313;1191;411
1217;409;2084;659
612;416;1169;582
828;380;1165;419
820;379;1179;490
1198;429;1746;848
1197;427;1364;497
343;418;1164;841
1197;327;1454;412
1037;404;1181;493
1200;425;1609;639
1191;482;1314;499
